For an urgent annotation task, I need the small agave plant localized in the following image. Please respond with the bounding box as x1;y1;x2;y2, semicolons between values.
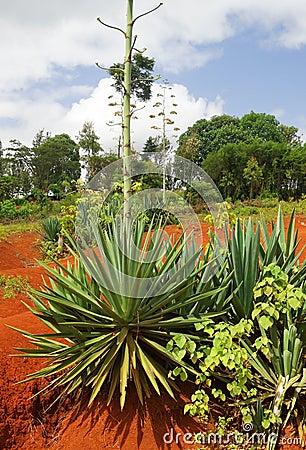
11;216;224;410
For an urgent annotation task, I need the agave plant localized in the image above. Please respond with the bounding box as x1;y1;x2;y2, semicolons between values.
11;216;224;410
222;209;306;320
39;216;62;242
243;322;306;450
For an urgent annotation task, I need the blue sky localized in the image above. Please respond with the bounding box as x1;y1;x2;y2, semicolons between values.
1;0;306;151
175;34;306;127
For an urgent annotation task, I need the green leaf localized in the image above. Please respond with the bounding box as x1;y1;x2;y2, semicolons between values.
287;296;301;310
173;335;187;349
187;340;196;354
258;315;274;330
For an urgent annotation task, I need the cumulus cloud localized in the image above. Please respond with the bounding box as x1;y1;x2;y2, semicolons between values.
1;0;306;147
0;78;224;151
2;0;306;89
0;84;93;146
270;108;286;119
65;79;224;151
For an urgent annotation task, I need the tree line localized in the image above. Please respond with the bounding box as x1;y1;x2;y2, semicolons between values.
1;111;305;203
0;123;119;201
177;111;306;201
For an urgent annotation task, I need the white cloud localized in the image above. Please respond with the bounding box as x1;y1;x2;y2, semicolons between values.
2;0;306;90
67;79;224;151
0;84;93;146
59;79;224;152
0;78;224;151
1;0;306;147
270;108;286;119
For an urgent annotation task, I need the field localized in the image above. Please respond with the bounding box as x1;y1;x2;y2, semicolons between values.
1;215;306;450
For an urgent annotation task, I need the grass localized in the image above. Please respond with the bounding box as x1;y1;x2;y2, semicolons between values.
199;197;306;225
0;220;40;241
0;275;30;298
232;197;306;221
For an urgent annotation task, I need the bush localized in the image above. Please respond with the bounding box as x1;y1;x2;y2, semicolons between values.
0;200;41;220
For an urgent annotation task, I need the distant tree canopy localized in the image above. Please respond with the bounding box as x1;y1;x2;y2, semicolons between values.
4;139;34;196
32;134;81;191
177;111;304;201
0;110;305;203
177;112;301;164
77;121;103;181
0;132;81;198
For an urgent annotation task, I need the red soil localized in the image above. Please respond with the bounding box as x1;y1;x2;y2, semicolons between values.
0;220;306;450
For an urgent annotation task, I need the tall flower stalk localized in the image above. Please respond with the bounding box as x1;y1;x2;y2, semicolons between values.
97;1;162;216
122;0;133;214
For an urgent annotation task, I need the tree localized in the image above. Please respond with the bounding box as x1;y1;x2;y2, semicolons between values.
203;143;249;200
142;136;162;162
240;111;284;143
203;141;291;201
177;114;250;163
243;156;263;199
283;144;306;198
176;133;202;163
0;176;22;201
279;124;301;148
140;136;164;189
77;121;102;157
32;129;51;148
143;136;160;153
5;139;34;196
87;153;118;180
77;121;103;180
32;134;81;192
108;53;156;102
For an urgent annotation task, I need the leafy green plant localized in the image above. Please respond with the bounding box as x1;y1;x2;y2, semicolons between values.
12;217;224;410
59;205;76;236
39;240;63;261
0;199;40;220
38;216;63;260
169;319;255;421
242;265;306;449
204;201;237;228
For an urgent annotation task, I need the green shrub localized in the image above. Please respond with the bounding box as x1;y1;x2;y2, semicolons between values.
0;200;19;219
0;199;42;220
